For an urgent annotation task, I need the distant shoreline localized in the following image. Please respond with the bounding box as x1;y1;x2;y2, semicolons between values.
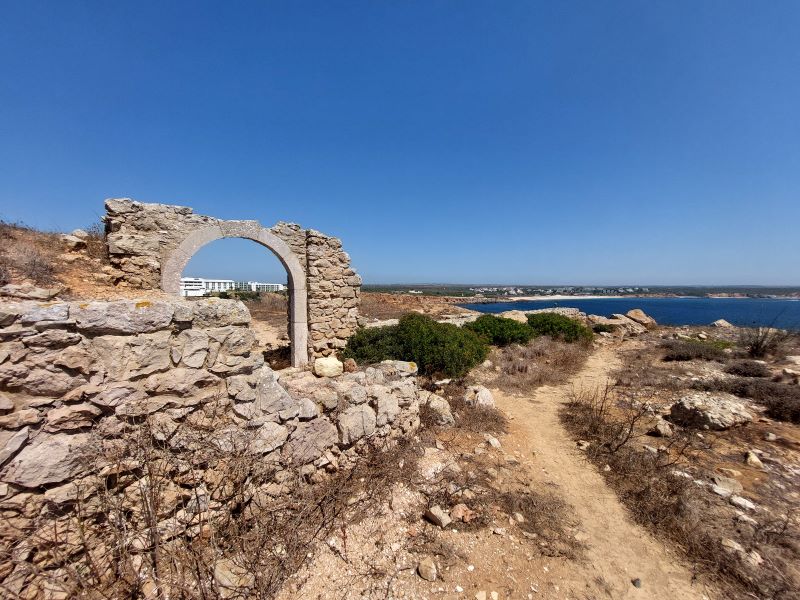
458;294;798;305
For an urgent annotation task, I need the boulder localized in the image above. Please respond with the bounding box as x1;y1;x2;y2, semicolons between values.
314;356;343;377
417;557;437;582
464;386;495;409
338;404;376;444
0;392;14;415
647;418;674;438
3;433;90;487
497;310;528;323
711;319;734;328
70;229;90;239
625;309;657;328
61;234;86;251
669;393;752;430
420;391;455;426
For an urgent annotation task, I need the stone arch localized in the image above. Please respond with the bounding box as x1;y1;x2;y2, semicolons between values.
161;222;308;367
104;199;362;366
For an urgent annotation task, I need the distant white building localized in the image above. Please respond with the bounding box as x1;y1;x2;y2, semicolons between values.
180;277;286;297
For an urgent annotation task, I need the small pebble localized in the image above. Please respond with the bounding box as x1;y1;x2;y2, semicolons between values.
632;578;642;588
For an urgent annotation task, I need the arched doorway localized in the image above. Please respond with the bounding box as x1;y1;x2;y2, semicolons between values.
160;223;308;367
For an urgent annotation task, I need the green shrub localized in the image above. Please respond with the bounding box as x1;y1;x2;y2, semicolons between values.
464;314;534;346
526;313;593;343
339;325;404;365
592;323;617;334
342;313;489;378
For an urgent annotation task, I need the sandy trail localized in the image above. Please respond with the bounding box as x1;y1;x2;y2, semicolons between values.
493;344;714;599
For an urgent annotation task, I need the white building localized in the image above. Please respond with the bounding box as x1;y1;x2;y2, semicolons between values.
179;277;286;297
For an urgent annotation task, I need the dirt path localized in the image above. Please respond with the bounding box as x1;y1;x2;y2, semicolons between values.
493;343;715;599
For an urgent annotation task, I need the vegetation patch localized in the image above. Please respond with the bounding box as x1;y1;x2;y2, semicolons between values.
561;386;797;598
342;314;488;378
526;313;593;343
724;360;771;378
661;339;726;362
464;314;534;346
695;377;800;423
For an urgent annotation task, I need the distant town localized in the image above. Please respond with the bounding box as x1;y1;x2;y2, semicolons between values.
180;277;286;297
364;284;800;299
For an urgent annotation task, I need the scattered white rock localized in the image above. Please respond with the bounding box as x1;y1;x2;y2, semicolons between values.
313;356;343;378
745;451;764;469
463;386;495;409
711;319;734;328
730;495;756;511
424;505;452;528
669;393;752;430
417;557;437;581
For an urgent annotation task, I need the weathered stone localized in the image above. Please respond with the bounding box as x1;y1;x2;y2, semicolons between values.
648;418;674;438
214;558;255;599
712;319;734;328
626;309;657;327
44;403;103;432
61;234;86;250
338;404;376;445
23;329;82;348
0;426;29;466
669;393;752;430
250;422;289;454
464;385;495;409
420;391;455;426
172;329;209;368
314;356;343;377
3;433;90;487
144;368;221;397
0;409;41;429
92;331;172;379
88;383;148;408
0;392;14;415
376;392;400;426
417;557;437;581
226;375;256;401
424;505;452;528
149;413;179;441
72;300;174;334
20;303;69;325
297;398;319;420
378;360;418;378
282;417;338;465
191;298;250;328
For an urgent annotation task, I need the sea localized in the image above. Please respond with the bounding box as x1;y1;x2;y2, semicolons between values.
460;297;800;329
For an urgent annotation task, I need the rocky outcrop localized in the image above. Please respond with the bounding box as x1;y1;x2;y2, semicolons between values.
668;393;753;430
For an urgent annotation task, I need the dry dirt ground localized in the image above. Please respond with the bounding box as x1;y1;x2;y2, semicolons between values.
279;344;717;600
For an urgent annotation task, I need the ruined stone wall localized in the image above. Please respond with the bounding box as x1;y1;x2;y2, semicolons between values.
104;198;360;359
307;231;361;356
0;298;423;594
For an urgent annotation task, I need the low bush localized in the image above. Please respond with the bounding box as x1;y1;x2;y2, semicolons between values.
698;377;800;424
725;360;771;378
661;339;725;362
526;313;593;343
491;337;590;391
16;248;56;285
342;313;489;378
739;326;789;358
464;314;534;346
592;323;617;334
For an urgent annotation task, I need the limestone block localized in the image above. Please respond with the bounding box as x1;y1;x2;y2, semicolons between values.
72;300;174;334
337;404;376;445
282;417;338;465
3;433;90;487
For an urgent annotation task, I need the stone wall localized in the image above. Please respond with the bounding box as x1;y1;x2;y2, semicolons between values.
0;298;426;594
104;198;361;360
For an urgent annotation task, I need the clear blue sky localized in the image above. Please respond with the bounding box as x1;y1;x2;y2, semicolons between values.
1;1;799;286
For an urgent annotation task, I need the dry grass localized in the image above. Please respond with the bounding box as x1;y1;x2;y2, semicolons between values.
243;293;289;330
0;414;423;599
489;337;591;392
561;385;799;599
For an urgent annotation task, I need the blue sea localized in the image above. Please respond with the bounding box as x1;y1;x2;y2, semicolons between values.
460;297;800;329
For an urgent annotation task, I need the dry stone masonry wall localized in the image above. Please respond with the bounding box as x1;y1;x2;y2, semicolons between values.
104;198;361;362
0;298;430;593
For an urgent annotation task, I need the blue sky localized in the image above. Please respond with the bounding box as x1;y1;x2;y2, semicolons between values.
1;1;799;285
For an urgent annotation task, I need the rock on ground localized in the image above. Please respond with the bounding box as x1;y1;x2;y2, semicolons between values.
669;393;753;430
